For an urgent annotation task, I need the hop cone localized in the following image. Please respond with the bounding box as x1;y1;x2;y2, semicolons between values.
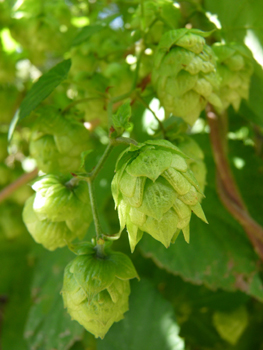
212;42;253;112
111;139;207;252
75;73;108;125
29;107;91;174
61;241;138;339
152;28;222;125
22;174;92;250
176;136;207;199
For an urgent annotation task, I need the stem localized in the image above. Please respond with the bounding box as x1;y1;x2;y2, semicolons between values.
87;178;103;239
85;140;116;239
206;104;245;209
90;141;115;180
206;104;263;259
115;136;138;146
0;168;38;204
140;0;146;32
80;134;137;240
217;174;263;260
136;93;166;137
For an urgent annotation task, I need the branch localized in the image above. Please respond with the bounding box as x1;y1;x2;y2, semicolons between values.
206;104;263;259
217;174;263;260
206;104;245;209
0;168;38;204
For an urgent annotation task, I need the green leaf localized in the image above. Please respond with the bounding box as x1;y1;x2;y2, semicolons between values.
71;25;103;46
97;279;185;350
204;0;249;42
139;135;263;301
112;101;132;131
212;306;249;345
24;247;84;350
8;59;72;141
0;237;33;350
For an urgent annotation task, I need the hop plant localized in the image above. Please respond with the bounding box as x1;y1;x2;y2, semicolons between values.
29;107;91;174
152;28;222;125
22;174;92;250
111;139;207;252
61;241;138;339
212;42;254;112
176;136;207;198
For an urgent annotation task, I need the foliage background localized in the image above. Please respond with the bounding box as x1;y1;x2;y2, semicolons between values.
1;0;263;349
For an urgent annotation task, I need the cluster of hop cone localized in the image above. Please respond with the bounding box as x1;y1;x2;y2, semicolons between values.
22;28;253;338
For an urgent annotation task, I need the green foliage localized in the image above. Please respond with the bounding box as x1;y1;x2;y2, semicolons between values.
1;1;263;349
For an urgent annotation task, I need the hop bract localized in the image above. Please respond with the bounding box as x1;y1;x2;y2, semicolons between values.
152;28;222;125
61;241;138;339
176;136;207;200
212;42;253;112
29;107;91;174
22;174;92;250
111;139;207;252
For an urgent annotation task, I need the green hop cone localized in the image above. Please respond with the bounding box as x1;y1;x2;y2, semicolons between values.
212;42;254;112
75;73;108;125
176;136;207;200
22;174;92;250
29;107;91;174
111;139;207;252
152;28;222;125
61;241;138;339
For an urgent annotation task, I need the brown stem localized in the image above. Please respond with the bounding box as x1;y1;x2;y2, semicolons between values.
206;104;263;259
0;168;38;204
206;104;246;209
217;174;263;260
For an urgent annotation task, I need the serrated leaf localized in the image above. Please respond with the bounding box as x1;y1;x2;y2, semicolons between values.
24;248;84;350
97;279;185;350
8;59;71;141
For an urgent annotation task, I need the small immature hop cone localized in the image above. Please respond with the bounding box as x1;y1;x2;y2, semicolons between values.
152;28;222;125
61;241;138;339
29;106;91;174
111;139;207;252
131;0;180;44
212;42;253;112
23;174;92;250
